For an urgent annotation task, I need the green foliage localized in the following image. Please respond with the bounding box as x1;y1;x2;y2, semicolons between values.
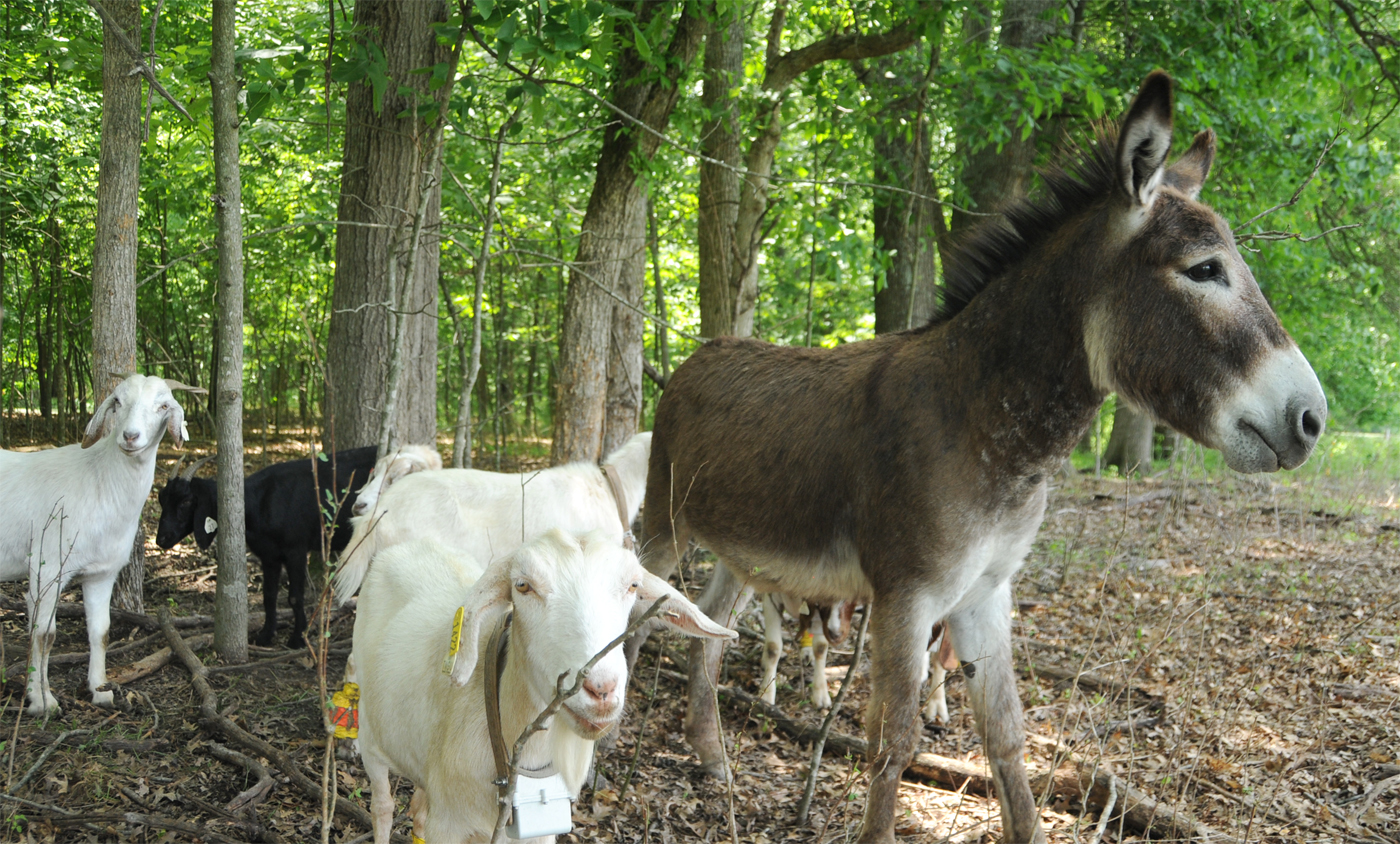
1;0;1398;455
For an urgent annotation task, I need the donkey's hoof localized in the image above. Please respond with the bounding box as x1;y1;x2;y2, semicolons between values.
696;759;731;782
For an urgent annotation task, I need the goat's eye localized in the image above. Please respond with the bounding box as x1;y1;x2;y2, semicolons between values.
628;581;640;594
514;580;532;595
1185;260;1223;283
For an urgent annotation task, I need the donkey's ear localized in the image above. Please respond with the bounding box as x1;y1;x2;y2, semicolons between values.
1164;129;1216;201
1116;71;1175;206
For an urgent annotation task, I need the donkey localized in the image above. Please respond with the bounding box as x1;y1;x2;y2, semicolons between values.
639;72;1325;843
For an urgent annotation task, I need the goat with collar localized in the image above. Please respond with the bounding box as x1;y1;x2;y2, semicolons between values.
351;529;735;843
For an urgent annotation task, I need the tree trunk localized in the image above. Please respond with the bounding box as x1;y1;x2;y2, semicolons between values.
210;0;247;663
91;0;144;613
552;2;705;465
950;0;1059;235
603;218;646;456
325;0;451;451
861;47;941;333
697;15;744;340
1104;404;1155;477
700;6;917;345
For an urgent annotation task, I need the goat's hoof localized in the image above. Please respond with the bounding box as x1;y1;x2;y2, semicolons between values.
812;694;832;710
286;635;305;650
26;694;61;718
336;739;360;762
252;630;276;647
91;689;116;709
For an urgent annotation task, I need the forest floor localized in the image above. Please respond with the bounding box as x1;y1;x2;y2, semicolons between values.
1;433;1398;844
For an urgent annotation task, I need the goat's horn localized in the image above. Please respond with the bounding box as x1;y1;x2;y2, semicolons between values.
169;453;187;481
163;378;209;395
183;454;215;480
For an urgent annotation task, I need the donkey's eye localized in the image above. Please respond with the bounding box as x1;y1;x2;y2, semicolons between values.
514;580;532;595
1185;260;1223;283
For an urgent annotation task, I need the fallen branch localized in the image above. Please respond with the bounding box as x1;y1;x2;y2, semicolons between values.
207;644;350;674
0;595;292;633
796;607;869;823
157;608;382;837
106;633;211;685
50;810;244;842
11;728;94;793
652;666;1214;840
208;742;278;814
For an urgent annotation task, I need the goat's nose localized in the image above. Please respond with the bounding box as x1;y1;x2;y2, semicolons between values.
352;502;367;516
123;429;141;445
582;676;617;705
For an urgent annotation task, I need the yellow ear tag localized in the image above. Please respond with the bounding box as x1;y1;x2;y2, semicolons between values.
799;631;814;648
441;606;466;675
413;836;426;844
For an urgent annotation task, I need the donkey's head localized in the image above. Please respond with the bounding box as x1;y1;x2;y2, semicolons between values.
1084;71;1326;472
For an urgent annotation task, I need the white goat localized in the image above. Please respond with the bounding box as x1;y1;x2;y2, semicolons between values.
0;375;191;715
333;432;650;607
353;529;735;843
350;443;442;518
759;597;954;723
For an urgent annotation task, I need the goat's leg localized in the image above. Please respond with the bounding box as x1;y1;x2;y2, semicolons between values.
362;750;395;844
81;574;117;708
947;581;1044;844
408;787;427;842
254;555;280;647
757;593;783;705
25;563;62;716
808;608;832;710
857;594;939;844
684;562;751;780
285;551;308;649
923;652;949;723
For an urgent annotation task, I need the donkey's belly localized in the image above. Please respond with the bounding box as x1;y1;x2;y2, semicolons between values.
703;533;874;603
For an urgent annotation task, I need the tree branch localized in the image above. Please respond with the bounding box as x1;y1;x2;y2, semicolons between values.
765;24;918;91
85;0;194;122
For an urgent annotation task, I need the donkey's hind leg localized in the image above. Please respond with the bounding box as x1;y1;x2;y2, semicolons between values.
947;581;1044;844
684;562;752;780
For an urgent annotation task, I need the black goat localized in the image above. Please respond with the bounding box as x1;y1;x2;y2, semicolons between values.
156;446;377;647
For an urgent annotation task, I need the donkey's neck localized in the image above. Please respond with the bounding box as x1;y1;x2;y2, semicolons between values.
927;248;1106;480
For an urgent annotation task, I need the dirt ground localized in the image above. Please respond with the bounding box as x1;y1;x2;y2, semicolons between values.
1;436;1397;843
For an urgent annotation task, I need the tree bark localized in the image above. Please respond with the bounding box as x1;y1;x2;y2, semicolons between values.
697;14;744;340
949;0;1060;235
1104;404;1155;477
709;5;917;342
860;45;941;333
210;0;247;663
552;1;705;465
325;0;451;451
91;0;144;613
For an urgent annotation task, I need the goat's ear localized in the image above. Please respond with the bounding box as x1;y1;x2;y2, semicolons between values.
1116;70;1174;207
163;378;209;395
1164;129;1215;201
635;571;738;640
82;394;119;448
447;560;513;687
166;399;188;449
386;458;414;485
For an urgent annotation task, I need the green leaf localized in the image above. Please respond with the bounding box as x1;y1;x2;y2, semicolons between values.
474;0;494;19
630;22;651;62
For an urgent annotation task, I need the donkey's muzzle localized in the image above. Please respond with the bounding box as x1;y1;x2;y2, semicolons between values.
1217;346;1327;474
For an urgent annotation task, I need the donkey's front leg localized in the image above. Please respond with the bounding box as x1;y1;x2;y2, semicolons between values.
947;581;1044;844
858;596;938;843
684;562;751;780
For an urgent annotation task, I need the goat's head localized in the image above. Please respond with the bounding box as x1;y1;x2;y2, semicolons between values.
82;375;199;454
449;528;736;740
351;445;440;517
156;454;214;549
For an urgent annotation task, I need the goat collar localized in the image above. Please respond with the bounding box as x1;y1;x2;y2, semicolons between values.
484;611;559;799
601;464;636;551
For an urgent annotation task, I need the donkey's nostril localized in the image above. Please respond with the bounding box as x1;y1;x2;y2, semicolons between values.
1300;409;1322;441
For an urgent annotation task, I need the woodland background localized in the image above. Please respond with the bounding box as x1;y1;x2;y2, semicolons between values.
2;0;1398;466
2;3;1400;843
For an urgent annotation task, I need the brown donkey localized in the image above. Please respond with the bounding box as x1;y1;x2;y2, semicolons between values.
639;72;1326;843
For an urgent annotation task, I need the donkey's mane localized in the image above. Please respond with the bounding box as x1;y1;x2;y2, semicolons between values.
931;126;1120;325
